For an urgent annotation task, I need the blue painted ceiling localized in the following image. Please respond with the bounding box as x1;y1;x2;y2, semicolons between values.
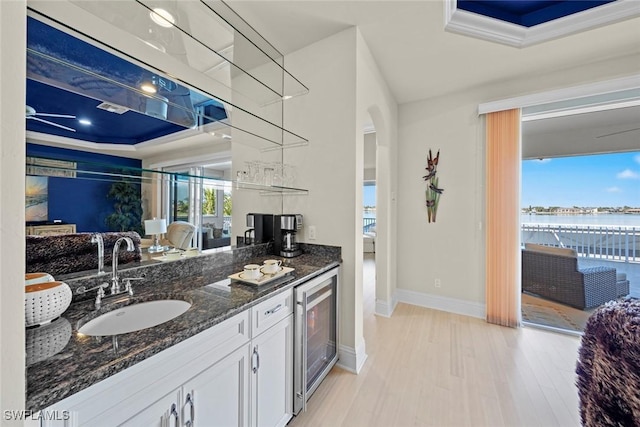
457;0;616;27
26;17;227;145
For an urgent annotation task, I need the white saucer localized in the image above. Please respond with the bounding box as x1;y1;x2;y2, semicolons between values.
260;266;283;275
239;272;263;280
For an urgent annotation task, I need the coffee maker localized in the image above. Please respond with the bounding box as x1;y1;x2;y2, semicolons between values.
274;214;303;257
242;213;274;245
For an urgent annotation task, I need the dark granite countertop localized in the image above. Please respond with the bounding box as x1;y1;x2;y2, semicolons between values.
26;244;341;411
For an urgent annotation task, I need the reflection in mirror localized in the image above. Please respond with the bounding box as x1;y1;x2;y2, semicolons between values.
28;5;308;149
25;2;308;279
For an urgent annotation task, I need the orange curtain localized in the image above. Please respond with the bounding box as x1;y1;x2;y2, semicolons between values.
485;109;521;327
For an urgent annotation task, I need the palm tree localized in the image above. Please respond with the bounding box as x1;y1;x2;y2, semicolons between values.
203;188;216;214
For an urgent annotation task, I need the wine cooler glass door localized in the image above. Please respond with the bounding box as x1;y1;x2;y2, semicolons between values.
294;267;339;414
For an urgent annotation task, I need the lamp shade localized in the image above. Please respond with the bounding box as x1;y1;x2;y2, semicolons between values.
144;218;167;235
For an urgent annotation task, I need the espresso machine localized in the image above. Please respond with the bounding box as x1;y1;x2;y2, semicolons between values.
242;213;274;245
274;214;303;257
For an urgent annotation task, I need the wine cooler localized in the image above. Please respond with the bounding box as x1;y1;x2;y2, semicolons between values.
293;266;339;414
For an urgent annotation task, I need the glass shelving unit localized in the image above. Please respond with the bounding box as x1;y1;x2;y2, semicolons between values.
25;0;310;246
26;7;309;150
25;157;309;196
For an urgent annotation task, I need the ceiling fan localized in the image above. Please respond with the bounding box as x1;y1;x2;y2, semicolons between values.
26;105;76;132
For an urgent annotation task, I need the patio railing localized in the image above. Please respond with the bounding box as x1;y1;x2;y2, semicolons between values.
363;218;376;233
522;223;640;263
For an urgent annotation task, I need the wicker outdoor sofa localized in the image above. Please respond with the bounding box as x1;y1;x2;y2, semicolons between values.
522;243;626;310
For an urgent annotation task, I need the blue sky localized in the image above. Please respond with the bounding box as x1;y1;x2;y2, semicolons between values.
363;185;376;207
522;151;640;208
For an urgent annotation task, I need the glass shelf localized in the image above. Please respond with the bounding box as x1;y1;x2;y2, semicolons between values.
67;0;309;108
25;156;309;196
26;25;308;150
25;1;310;203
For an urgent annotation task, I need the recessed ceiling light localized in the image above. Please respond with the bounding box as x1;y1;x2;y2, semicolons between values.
209;132;217;136
140;75;160;94
282;95;293;100
150;8;175;28
78;119;92;126
140;82;157;94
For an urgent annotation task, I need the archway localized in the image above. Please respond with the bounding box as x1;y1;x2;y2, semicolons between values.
361;105;395;317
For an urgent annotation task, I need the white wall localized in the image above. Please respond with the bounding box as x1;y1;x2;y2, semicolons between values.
0;0;26;422
363;132;376;181
281;28;398;371
280;28;361;369
355;30;399;318
396;53;640;318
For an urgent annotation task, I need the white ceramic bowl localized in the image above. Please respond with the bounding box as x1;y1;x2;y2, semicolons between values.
26;317;72;365
25;281;72;327
25;272;55;286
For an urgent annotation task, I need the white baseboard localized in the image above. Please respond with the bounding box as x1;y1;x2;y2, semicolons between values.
374;294;398;318
337;340;367;374
395;289;486;319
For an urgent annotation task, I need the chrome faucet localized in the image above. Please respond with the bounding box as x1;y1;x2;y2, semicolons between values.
91;233;106;276
111;236;135;295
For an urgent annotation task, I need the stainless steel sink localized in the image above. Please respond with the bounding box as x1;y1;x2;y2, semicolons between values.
78;300;191;336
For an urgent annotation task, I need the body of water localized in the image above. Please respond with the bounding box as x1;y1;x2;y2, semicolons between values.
521;214;640;227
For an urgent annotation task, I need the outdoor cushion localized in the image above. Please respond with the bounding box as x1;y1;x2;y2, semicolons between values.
524;243;577;258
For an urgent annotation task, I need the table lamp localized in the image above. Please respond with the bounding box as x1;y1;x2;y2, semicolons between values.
145;218;167;253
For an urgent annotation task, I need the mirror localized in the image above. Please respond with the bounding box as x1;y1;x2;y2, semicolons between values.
25;1;308;277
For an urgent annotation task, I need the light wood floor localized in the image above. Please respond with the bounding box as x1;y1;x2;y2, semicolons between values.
290;254;583;427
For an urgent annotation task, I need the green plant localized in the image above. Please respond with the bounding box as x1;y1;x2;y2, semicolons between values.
105;179;143;233
203;188;216;214
223;192;232;217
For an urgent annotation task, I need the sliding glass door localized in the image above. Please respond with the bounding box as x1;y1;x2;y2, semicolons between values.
163;166;232;250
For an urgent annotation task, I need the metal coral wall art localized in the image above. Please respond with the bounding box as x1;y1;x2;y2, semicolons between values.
423;149;443;223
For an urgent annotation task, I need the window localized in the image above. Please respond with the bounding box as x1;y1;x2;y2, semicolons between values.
364;182;376;233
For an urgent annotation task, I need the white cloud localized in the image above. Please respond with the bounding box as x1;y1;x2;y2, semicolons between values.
616;169;640;179
606;186;622;193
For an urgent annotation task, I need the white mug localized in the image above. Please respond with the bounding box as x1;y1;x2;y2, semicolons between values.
243;264;261;279
262;259;282;274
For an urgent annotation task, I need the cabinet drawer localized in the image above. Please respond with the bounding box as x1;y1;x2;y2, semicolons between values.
251;289;293;336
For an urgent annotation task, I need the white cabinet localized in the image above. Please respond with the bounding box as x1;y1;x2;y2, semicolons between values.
249;289;294;427
121;343;251;427
42;311;250;427
251;314;293;427
41;289;294;427
181;343;251;427
120;388;180;427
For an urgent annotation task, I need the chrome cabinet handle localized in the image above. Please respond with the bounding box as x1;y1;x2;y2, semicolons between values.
184;392;195;427
170;403;179;427
252;346;260;374
265;303;282;316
